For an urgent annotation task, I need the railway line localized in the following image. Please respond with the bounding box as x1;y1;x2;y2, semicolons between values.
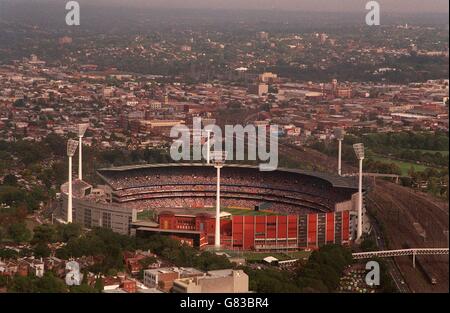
367;181;449;292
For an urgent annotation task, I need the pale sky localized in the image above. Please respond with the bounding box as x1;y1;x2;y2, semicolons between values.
4;0;450;13
86;0;449;13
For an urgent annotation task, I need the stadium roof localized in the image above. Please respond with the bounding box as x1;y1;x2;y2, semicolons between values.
97;163;359;190
60;179;92;198
131;220;159;228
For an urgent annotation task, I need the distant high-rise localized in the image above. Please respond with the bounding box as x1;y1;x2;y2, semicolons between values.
248;83;269;97
59;36;73;45
257;31;269;41
259;72;278;84
332;78;338;90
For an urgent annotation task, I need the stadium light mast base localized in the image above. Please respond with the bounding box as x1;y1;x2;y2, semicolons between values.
334;128;345;176
67;139;78;223
353;143;365;242
77;124;89;181
212;151;227;249
206;130;212;164
338;139;343;176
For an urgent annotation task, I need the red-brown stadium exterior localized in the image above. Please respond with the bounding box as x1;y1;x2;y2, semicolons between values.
87;164;360;251
156;211;351;251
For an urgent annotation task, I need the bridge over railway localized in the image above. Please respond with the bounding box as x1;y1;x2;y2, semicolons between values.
352;248;449;268
343;172;407;184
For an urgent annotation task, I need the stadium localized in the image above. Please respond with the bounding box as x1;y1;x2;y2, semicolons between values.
60;164;363;251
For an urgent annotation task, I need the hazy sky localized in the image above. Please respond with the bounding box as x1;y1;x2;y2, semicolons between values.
77;0;449;13
3;0;449;13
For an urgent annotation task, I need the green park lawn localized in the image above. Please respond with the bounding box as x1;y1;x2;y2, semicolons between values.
370;155;433;176
243;250;312;262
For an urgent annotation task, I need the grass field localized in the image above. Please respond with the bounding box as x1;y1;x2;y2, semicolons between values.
137;210;156;220
413;149;449;156
243;252;292;261
242;250;312;262
370;155;431;176
285;250;313;260
367;147;448;176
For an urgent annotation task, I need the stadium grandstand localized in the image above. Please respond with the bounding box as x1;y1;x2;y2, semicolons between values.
59;164;364;251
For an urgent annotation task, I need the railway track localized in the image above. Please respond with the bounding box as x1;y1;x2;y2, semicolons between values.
366;195;411;293
367;181;449;292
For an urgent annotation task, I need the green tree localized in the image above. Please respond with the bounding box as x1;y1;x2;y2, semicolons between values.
8;223;32;243
57;223;82;242
33;242;51;258
8;275;36;293
32;224;57;243
70;284;98;293
13;99;26;108
34;272;67;293
0;248;18;259
94;277;104;292
138;256;158;269
2;174;18;186
360;237;378;252
297;244;353;292
0;275;8;288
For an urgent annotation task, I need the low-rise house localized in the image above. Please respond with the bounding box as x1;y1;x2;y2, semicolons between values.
173;269;249;293
143;267;204;292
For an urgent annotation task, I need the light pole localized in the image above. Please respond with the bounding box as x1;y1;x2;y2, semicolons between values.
67;139;78;223
206;129;212;164
334;128;345;176
353;143;365;241
211;151;227;249
77;124;89;180
444;230;449;248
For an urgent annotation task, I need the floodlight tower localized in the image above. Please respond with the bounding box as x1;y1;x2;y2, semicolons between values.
334;128;345;176
206;129;212;164
353;143;365;241
212;151;227;249
77;124;89;180
67;139;78;223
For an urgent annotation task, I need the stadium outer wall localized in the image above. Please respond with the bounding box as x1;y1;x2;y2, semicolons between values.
150;211;351;251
